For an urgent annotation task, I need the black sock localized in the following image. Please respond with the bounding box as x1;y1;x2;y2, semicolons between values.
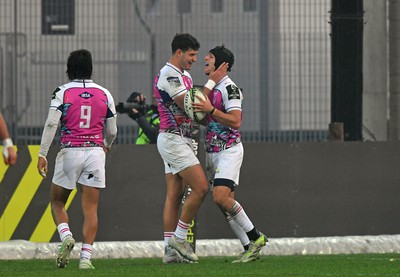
246;228;260;241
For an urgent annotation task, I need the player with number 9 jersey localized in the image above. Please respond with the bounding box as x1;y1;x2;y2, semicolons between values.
37;49;117;270
51;81;115;148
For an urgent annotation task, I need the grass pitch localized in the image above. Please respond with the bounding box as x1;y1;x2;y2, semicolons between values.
0;254;399;277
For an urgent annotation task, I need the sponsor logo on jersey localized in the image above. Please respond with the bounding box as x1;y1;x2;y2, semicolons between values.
79;91;93;99
166;77;181;88
227;85;240;100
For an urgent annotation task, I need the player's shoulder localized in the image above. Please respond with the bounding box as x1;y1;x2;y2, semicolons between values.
50;83;68;99
55;81;82;93
89;81;110;92
217;76;240;91
160;63;180;78
82;80;110;93
158;66;182;87
217;76;242;100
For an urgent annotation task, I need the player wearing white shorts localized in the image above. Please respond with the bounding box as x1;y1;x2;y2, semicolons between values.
37;49;117;270
193;45;268;263
154;34;227;263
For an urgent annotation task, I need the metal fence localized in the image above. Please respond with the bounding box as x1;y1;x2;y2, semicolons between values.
0;0;331;144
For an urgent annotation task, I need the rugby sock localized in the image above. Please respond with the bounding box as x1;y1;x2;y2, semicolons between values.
164;232;174;247
227;201;254;233
174;220;190;241
80;243;93;260
227;214;250;247
57;223;73;242
246;228;261;242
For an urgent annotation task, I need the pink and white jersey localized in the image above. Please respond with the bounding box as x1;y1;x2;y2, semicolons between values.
205;76;243;153
153;62;193;138
50;79;116;148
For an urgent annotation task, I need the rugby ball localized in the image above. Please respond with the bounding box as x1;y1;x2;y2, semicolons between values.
184;87;207;122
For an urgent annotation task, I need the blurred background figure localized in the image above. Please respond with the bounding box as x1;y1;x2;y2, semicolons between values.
0;112;17;166
116;92;159;144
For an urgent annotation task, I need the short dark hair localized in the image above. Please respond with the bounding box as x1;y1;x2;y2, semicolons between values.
66;49;93;80
209;44;235;71
171;33;200;54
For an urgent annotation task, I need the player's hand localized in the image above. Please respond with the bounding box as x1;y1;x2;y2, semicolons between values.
192;94;213;114
37;156;48;178
3;146;17;166
209;62;229;83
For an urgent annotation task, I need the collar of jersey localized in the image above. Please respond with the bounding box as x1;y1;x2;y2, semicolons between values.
166;62;185;74
72;79;93;83
216;75;229;87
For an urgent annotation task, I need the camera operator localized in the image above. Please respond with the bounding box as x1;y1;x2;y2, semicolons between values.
116;92;159;144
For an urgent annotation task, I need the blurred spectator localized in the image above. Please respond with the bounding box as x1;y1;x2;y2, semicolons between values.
116;92;159;144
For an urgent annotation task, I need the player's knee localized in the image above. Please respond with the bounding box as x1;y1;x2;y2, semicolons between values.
212;191;226;207
187;175;209;198
199;183;209;197
193;182;208;198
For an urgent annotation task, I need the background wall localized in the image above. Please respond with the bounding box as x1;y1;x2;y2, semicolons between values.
0;0;332;144
1;142;399;242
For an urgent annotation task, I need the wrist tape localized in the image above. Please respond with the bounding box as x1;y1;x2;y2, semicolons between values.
3;138;13;149
204;79;216;91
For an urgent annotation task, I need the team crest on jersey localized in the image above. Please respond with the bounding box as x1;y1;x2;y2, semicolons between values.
167;77;181;88
79;91;93;99
227;85;240;100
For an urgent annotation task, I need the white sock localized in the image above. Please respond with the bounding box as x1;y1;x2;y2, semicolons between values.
164;232;174;247
227;214;250;247
80;243;93;260
174;220;190;240
227;201;254;232
57;223;73;242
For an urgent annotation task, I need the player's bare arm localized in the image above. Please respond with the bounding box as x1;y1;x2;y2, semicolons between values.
212;109;242;130
0;113;17;166
192;96;242;129
173;92;187;111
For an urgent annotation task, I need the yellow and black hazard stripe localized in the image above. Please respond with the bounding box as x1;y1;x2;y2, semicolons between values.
0;145;77;242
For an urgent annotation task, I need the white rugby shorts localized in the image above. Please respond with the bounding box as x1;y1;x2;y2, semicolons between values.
157;132;199;174
52;147;106;190
206;142;244;186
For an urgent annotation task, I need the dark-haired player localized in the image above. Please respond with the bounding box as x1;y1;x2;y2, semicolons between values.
193;45;268;263
154;34;227;263
37;49;117;270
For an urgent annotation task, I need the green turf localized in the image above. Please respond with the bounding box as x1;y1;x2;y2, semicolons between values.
0;254;399;277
